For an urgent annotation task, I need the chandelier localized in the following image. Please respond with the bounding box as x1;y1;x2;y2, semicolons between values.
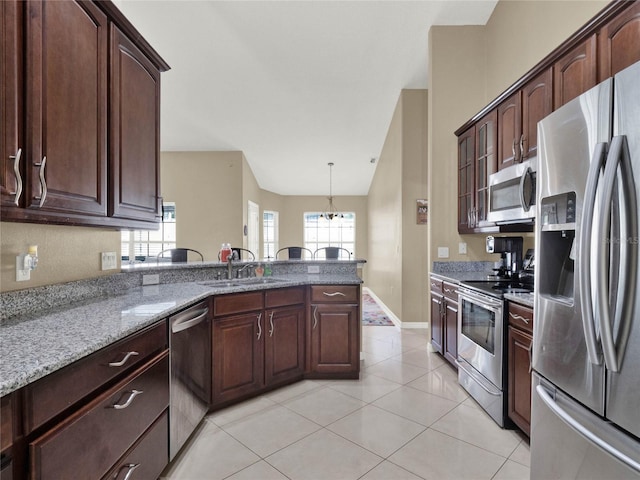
320;162;343;220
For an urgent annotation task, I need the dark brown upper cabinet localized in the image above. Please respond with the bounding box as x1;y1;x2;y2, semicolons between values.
599;1;640;80
554;34;597;109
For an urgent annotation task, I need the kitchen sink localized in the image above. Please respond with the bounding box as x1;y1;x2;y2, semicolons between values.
197;277;288;288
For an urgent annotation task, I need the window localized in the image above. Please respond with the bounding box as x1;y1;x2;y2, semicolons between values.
121;203;176;262
304;212;355;258
263;211;279;260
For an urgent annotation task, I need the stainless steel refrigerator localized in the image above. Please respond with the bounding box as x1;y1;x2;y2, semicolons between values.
532;60;640;479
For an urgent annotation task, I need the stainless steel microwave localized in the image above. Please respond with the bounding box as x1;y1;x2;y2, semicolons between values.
487;158;536;224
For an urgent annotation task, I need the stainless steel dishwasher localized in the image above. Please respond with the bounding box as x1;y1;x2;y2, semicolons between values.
169;300;211;460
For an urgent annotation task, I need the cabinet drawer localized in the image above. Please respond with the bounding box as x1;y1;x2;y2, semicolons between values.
310;285;359;303
214;292;263;317
508;302;534;334
30;352;169;480
429;277;443;295
442;281;458;302
25;321;167;434
265;287;305;308
102;410;168;480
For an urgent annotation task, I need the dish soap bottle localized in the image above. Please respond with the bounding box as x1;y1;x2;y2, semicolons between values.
255;264;264;277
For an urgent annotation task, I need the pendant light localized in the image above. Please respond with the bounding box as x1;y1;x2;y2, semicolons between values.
320;162;343;220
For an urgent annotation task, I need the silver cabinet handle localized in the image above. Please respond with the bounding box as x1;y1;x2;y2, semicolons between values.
9;148;22;205
257;313;262;340
109;351;139;367
519;133;525;160
443;287;455;294
512;138;517;159
509;312;530;324
112;389;143;410
322;291;346;297
115;463;140;480
34;156;47;207
528;342;533;374
269;311;274;337
312;306;318;329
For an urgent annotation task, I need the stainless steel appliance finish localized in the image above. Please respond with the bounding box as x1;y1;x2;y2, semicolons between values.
487;158;537;225
532;60;640;479
457;284;506;426
169;301;211;460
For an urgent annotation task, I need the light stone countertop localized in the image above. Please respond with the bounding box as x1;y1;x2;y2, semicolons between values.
0;273;362;397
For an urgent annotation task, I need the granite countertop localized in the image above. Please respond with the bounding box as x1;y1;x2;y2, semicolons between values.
0;274;361;397
504;292;535;308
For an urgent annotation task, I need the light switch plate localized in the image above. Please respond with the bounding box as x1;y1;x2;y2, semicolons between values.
16;256;30;282
101;251;117;270
437;247;450;258
307;265;320;274
143;274;160;286
459;242;467;254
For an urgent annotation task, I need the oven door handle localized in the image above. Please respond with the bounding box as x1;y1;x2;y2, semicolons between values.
459;290;502;311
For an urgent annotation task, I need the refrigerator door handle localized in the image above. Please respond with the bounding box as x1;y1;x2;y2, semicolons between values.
578;142;607;365
536;384;640;473
597;135;638;372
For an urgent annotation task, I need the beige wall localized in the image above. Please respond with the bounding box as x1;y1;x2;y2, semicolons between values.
367;89;428;324
427;1;608;270
161;151;245;261
0;222;120;292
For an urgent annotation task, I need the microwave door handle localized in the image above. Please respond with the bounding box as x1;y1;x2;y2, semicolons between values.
579;142;607;366
598;136;638;372
518;166;534;211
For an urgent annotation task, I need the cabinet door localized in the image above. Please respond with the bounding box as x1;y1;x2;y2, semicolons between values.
310;304;359;376
25;0;108;216
521;68;552;161
457;127;475;233
599;1;640;80
507;326;533;436
212;312;264;405
554;34;597;109
265;306;305;386
475;110;497;225
109;25;162;223
430;294;443;354
497;91;521;170
1;0;23;209
443;300;458;366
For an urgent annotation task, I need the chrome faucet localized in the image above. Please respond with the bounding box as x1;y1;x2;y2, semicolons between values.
226;255;234;279
236;263;254;279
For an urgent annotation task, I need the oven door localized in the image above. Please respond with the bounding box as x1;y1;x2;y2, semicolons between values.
457;287;504;389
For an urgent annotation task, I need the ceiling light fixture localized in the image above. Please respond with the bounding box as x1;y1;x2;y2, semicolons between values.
320;162;343;220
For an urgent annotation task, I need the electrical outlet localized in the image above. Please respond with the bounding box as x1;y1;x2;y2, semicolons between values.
459;242;467;255
437;247;450;258
307;265;320;274
16;255;30;282
143;274;160;286
101;251;117;270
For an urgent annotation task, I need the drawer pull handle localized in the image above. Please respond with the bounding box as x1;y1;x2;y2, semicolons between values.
109;351;139;367
313;306;318;329
9;148;23;205
117;463;140;480
509;312;530;324
323;291;346;297
444;288;455;294
112;389;143;410
112;463;140;480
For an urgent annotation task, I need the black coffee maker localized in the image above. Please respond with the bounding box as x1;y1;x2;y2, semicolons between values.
486;236;523;279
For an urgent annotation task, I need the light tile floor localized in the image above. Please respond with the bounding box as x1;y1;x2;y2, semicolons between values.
161;326;530;480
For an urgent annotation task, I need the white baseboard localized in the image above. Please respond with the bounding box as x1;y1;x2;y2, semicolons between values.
363;287;428;330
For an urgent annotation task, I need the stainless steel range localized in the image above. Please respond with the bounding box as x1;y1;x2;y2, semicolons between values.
457;239;534;427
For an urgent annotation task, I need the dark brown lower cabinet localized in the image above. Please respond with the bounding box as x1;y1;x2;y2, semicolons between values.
29;352;169;480
309;285;361;378
507;302;534;436
212;311;265;406
211;288;306;407
429;276;458;368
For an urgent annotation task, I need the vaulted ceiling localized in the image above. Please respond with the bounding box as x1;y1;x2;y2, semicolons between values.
116;0;497;195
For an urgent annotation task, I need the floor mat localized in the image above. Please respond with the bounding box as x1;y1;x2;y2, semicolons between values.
362;292;394;326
